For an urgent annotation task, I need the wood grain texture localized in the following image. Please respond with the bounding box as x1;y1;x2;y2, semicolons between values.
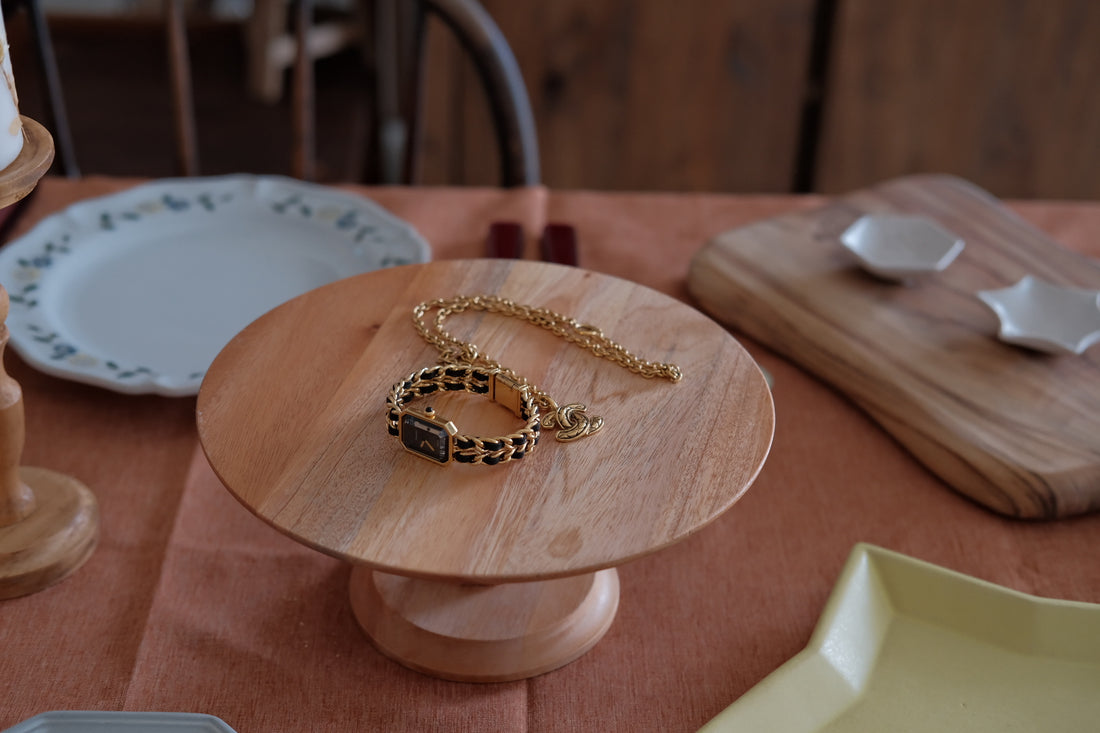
816;0;1100;199
0;466;99;599
416;0;815;191
0;317;33;527
197;259;774;582
687;174;1100;519
0;117;54;209
350;566;619;682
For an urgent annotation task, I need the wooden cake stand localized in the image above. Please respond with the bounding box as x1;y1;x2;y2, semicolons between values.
197;259;774;681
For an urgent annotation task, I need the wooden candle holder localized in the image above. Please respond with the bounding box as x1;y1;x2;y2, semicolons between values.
0;115;99;600
0;117;56;209
197;259;774;681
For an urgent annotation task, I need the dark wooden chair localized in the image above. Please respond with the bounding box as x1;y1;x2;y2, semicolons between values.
165;0;540;187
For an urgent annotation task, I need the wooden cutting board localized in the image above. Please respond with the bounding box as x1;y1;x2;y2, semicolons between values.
687;174;1100;520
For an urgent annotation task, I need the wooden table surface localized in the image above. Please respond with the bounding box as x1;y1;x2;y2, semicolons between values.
2;176;1099;732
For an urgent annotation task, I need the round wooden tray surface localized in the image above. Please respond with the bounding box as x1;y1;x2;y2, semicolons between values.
0;117;54;209
197;259;773;582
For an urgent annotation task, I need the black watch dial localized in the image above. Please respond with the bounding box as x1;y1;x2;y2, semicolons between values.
400;413;450;463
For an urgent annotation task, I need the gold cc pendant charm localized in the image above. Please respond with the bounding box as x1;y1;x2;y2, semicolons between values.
544;403;604;442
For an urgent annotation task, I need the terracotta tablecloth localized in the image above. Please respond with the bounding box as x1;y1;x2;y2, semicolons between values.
2;177;1099;731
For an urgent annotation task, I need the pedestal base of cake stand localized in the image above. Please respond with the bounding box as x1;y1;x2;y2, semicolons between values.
349;566;620;682
0;466;99;600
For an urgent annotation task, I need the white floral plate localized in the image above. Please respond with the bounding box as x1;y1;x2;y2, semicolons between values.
699;544;1100;732
0;175;430;396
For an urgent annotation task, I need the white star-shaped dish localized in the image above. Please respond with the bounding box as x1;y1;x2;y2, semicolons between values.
839;214;964;280
977;275;1100;355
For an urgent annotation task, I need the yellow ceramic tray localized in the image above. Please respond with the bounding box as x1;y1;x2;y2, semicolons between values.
700;544;1100;732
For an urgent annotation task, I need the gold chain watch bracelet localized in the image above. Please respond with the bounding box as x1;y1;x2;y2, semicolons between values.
385;294;683;466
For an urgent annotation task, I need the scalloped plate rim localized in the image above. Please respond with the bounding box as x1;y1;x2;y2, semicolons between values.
0;174;430;396
1;711;237;733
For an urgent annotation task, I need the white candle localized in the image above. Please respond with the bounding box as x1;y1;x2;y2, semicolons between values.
0;4;24;171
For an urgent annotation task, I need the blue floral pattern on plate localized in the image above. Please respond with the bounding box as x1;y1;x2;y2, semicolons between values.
0;175;430;396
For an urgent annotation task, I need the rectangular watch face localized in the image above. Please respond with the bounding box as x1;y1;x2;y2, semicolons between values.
400;413;451;463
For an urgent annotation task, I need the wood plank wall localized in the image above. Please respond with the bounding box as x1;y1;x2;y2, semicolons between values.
14;2;1100;198
816;0;1100;199
413;0;1100;199
416;0;816;192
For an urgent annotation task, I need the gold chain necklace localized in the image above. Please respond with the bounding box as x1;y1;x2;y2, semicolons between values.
386;295;682;466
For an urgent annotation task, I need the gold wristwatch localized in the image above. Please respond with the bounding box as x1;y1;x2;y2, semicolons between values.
386;295;682;466
386;363;540;465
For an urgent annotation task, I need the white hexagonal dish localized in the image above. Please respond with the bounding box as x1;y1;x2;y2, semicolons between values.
977;275;1100;355
839;213;964;280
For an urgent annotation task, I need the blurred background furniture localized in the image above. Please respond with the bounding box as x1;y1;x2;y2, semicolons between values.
1;0;77;177
165;0;537;185
244;0;363;105
6;0;1100;197
365;0;539;185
